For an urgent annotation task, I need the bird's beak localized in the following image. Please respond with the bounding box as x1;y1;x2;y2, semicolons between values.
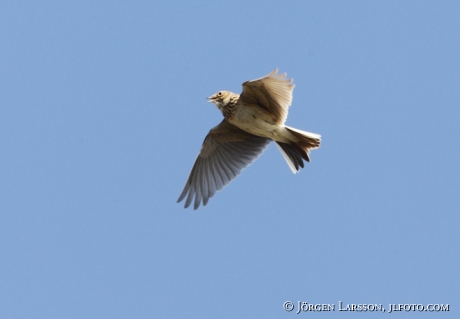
207;95;216;103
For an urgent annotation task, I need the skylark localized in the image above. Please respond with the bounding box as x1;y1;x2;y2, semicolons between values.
177;69;321;209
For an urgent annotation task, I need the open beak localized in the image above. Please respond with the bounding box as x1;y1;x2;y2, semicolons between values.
207;95;216;103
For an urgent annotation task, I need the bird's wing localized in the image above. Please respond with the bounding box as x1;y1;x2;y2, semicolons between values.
177;120;270;210
239;69;295;125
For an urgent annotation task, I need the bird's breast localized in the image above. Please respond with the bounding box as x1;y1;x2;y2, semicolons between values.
227;104;287;141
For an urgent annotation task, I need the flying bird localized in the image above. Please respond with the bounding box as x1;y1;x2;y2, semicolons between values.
177;69;321;209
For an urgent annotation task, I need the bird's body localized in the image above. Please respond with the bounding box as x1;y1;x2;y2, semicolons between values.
227;98;280;138
178;69;321;209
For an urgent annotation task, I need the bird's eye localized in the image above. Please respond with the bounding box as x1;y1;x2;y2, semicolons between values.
218;92;222;96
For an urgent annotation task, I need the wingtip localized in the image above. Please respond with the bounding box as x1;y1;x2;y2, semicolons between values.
270;68;291;81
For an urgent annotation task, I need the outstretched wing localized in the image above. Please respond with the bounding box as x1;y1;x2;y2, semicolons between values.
177;120;271;209
239;69;295;125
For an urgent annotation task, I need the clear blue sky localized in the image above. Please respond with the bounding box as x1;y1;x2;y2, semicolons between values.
1;1;459;318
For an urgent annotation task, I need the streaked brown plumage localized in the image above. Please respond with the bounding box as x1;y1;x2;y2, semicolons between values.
178;69;321;209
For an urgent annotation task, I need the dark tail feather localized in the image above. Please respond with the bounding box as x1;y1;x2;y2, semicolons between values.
275;142;305;173
276;126;321;173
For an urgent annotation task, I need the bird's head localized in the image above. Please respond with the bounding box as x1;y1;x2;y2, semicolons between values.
207;91;238;110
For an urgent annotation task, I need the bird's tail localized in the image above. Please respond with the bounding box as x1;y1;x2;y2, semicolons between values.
275;126;321;173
